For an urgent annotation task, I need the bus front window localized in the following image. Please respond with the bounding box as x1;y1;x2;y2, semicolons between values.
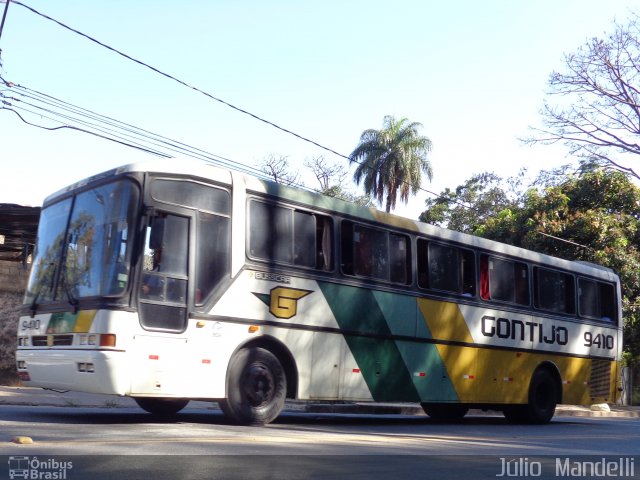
24;179;139;308
24;199;73;306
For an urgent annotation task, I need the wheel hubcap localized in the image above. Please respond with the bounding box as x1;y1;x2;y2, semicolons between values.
242;362;275;407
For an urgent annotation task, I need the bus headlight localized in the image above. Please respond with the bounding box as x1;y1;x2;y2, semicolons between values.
78;334;97;345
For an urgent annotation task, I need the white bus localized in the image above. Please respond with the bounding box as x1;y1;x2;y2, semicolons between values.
16;159;622;424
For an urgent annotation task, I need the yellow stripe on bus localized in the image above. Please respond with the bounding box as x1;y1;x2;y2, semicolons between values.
73;310;98;333
417;298;473;343
416;298;610;405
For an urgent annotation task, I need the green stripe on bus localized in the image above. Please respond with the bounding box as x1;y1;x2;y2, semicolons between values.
395;341;460;401
318;282;420;402
371;290;459;401
371;290;416;337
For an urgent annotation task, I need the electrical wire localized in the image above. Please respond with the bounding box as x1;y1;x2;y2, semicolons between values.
10;0;473;212
0;76;309;188
2;105;170;157
11;1;346;159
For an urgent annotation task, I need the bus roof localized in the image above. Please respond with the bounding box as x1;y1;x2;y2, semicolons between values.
45;158;619;283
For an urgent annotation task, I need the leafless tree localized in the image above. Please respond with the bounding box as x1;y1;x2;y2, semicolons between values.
258;154;301;186
304;156;374;207
304;156;347;191
525;12;640;180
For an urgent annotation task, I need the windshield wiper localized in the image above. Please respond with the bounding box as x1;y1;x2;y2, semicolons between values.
30;289;40;318
59;269;80;313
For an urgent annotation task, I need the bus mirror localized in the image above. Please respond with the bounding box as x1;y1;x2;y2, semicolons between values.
149;216;165;250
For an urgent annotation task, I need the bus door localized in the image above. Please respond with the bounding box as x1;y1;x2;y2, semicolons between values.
132;211;191;394
138;212;190;332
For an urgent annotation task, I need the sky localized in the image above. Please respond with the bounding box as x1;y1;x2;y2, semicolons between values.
0;0;637;219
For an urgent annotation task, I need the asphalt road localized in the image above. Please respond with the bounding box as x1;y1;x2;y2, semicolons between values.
1;403;639;479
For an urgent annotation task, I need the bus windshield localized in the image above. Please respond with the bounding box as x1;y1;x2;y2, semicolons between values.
24;179;139;307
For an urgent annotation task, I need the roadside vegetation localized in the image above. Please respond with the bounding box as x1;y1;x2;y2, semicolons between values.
0;291;22;385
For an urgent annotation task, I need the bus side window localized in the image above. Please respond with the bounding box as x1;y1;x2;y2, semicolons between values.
389;233;410;284
578;278;616;322
341;221;354;275
317;216;333;271
461;249;476;296
354;225;389;280
534;267;575;314
249;200;332;272
249;201;292;263
196;212;230;305
599;282;616;321
417;239;428;288
480;255;490;300
428;243;458;292
480;255;529;305
293;211;316;268
418;240;475;295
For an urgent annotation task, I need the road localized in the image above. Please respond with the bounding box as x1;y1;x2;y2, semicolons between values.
1;404;639;479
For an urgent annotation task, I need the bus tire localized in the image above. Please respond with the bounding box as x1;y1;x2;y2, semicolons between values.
222;347;286;426
421;403;469;421
504;368;557;424
134;397;189;416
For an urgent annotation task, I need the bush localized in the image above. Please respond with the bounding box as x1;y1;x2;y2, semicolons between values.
0;292;23;385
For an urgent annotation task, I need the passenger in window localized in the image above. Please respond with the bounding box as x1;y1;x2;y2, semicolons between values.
141;248;164;299
149;247;162;271
141;274;164;299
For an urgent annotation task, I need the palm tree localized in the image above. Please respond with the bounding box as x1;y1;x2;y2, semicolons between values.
350;115;433;213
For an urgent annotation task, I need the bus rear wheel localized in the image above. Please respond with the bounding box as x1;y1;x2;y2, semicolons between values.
134;397;189;416
421;403;469;421
221;347;286;426
504;368;558;424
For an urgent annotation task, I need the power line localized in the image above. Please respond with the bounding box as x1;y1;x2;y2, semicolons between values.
11;0;346;160
0;0;10;42
3;105;171;157
536;231;594;251
0;0;11;69
9;1;471;212
0;76;305;186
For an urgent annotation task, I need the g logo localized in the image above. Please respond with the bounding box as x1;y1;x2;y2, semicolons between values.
254;287;312;319
269;287;312;319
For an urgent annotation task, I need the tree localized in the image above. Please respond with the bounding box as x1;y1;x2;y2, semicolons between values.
304;155;347;191
420;162;640;365
0;291;22;384
304;156;375;208
258;154;300;186
350;115;433;212
419;172;519;233
526;12;640;180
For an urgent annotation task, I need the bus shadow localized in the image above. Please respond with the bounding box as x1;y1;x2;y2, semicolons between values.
3;405;587;429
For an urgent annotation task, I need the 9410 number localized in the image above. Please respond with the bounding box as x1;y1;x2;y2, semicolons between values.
584;332;614;350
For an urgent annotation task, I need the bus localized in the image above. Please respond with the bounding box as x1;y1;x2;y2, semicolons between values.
15;159;623;425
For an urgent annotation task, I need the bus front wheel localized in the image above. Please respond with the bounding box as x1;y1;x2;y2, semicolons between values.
221;347;287;426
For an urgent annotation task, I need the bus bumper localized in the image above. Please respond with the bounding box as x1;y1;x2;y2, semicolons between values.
15;349;130;396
